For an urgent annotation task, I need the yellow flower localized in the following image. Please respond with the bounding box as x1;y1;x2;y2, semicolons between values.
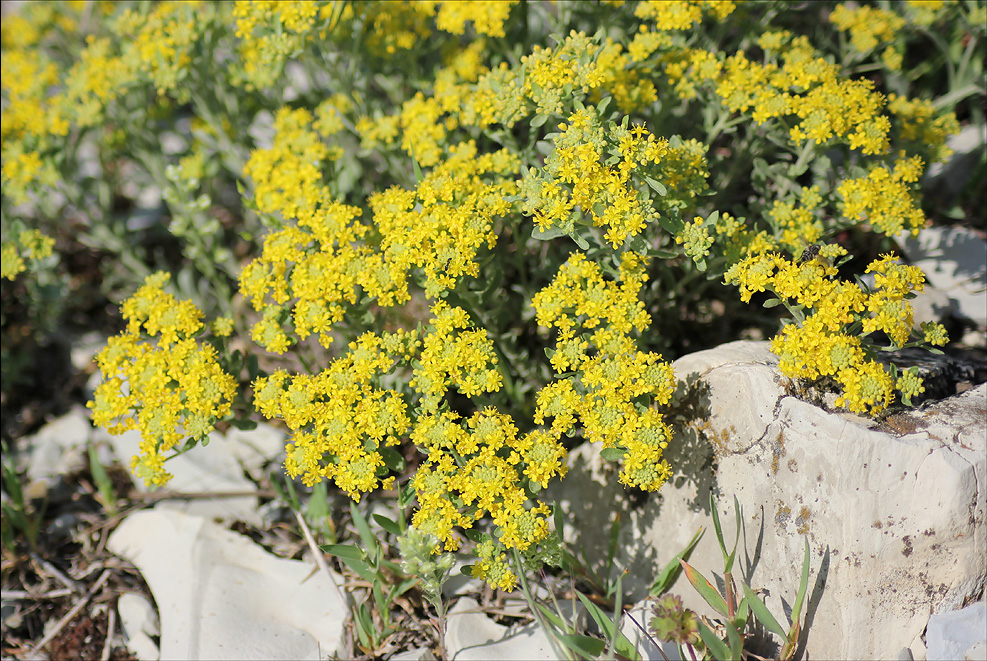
88;273;236;487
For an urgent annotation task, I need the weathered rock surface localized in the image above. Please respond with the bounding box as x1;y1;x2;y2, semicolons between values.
108;508;347;660
897;225;987;331
106;423;286;526
926;600;987;661
444;596;557;660
551;341;986;659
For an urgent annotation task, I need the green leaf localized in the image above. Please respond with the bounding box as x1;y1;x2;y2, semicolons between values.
725;620;744;658
398;481;416;509
350;501;378;554
321;544;366;562
600;447;627;461
88;445;117;515
680;559;728;617
532;225;570;241
372;514;402;537
575;590;638;658
409;147;424;184
572;232;590;250
790;537;812;628
650;526;705;596
628;235;651;254
536;603;566;630
531;113;549;128
379;446;405;472
762;298;783;308
230;418;258;431
557;633;607;659
644;176;667;196
656;214;685;235
698;621;734;661
741;583;788;638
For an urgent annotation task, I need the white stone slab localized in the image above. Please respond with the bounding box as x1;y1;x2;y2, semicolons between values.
108;509;347;660
550;341;986;659
897;226;987;328
25;406;93;483
926;601;987;661
445;596;559;660
107;424;285;526
117;592;160;661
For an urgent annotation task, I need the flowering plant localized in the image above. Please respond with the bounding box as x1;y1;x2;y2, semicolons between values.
3;1;981;650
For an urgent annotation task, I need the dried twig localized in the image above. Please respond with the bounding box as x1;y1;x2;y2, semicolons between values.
294;510;349;607
26;569;111;657
126;488;277;502
625;609;672;661
2;588;74;600
31;553;83;594
100;604;116;661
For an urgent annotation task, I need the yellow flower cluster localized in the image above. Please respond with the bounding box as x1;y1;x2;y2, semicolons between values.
88;273;237;486
888;94;961;164
411;403;562;559
469;537;518;592
254;330;417;498
233;0;334;89
532;253;675;490
518;106;708;248
675;217;715;264
830;4;905;62
368;141;518;299
348;1;516;60
768;185;825;254
634;0;736;31
837;154;926;236
714;37;891;154
0;48;67;142
113;1;210;99
243;106;343;220
1;229;55;280
411;302;503;412
433;0;519;38
724;251;947;414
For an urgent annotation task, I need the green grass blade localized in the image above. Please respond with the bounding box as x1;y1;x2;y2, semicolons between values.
88;445;118;516
741;583;787;638
679;559;728;617
698;621;733;661
725;620;743;658
556;633;606;659
790;537;811;626
650;526;705;596
350;501;378;554
372;513;402;536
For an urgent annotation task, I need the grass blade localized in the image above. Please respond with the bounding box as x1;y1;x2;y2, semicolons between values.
650;526;705;596
698;621;733;661
679;559;728;617
741;583;787;638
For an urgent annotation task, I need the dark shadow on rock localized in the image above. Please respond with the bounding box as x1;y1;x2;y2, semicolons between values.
795;547;830;660
741;506;766;586
663;373;717;515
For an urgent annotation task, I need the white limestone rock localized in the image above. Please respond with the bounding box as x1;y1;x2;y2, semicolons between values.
444;596;558;660
897;226;987;329
926;600;987;661
25;406;93;484
107;423;285;526
550;341;986;659
107;508;347;660
117;592;160;661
